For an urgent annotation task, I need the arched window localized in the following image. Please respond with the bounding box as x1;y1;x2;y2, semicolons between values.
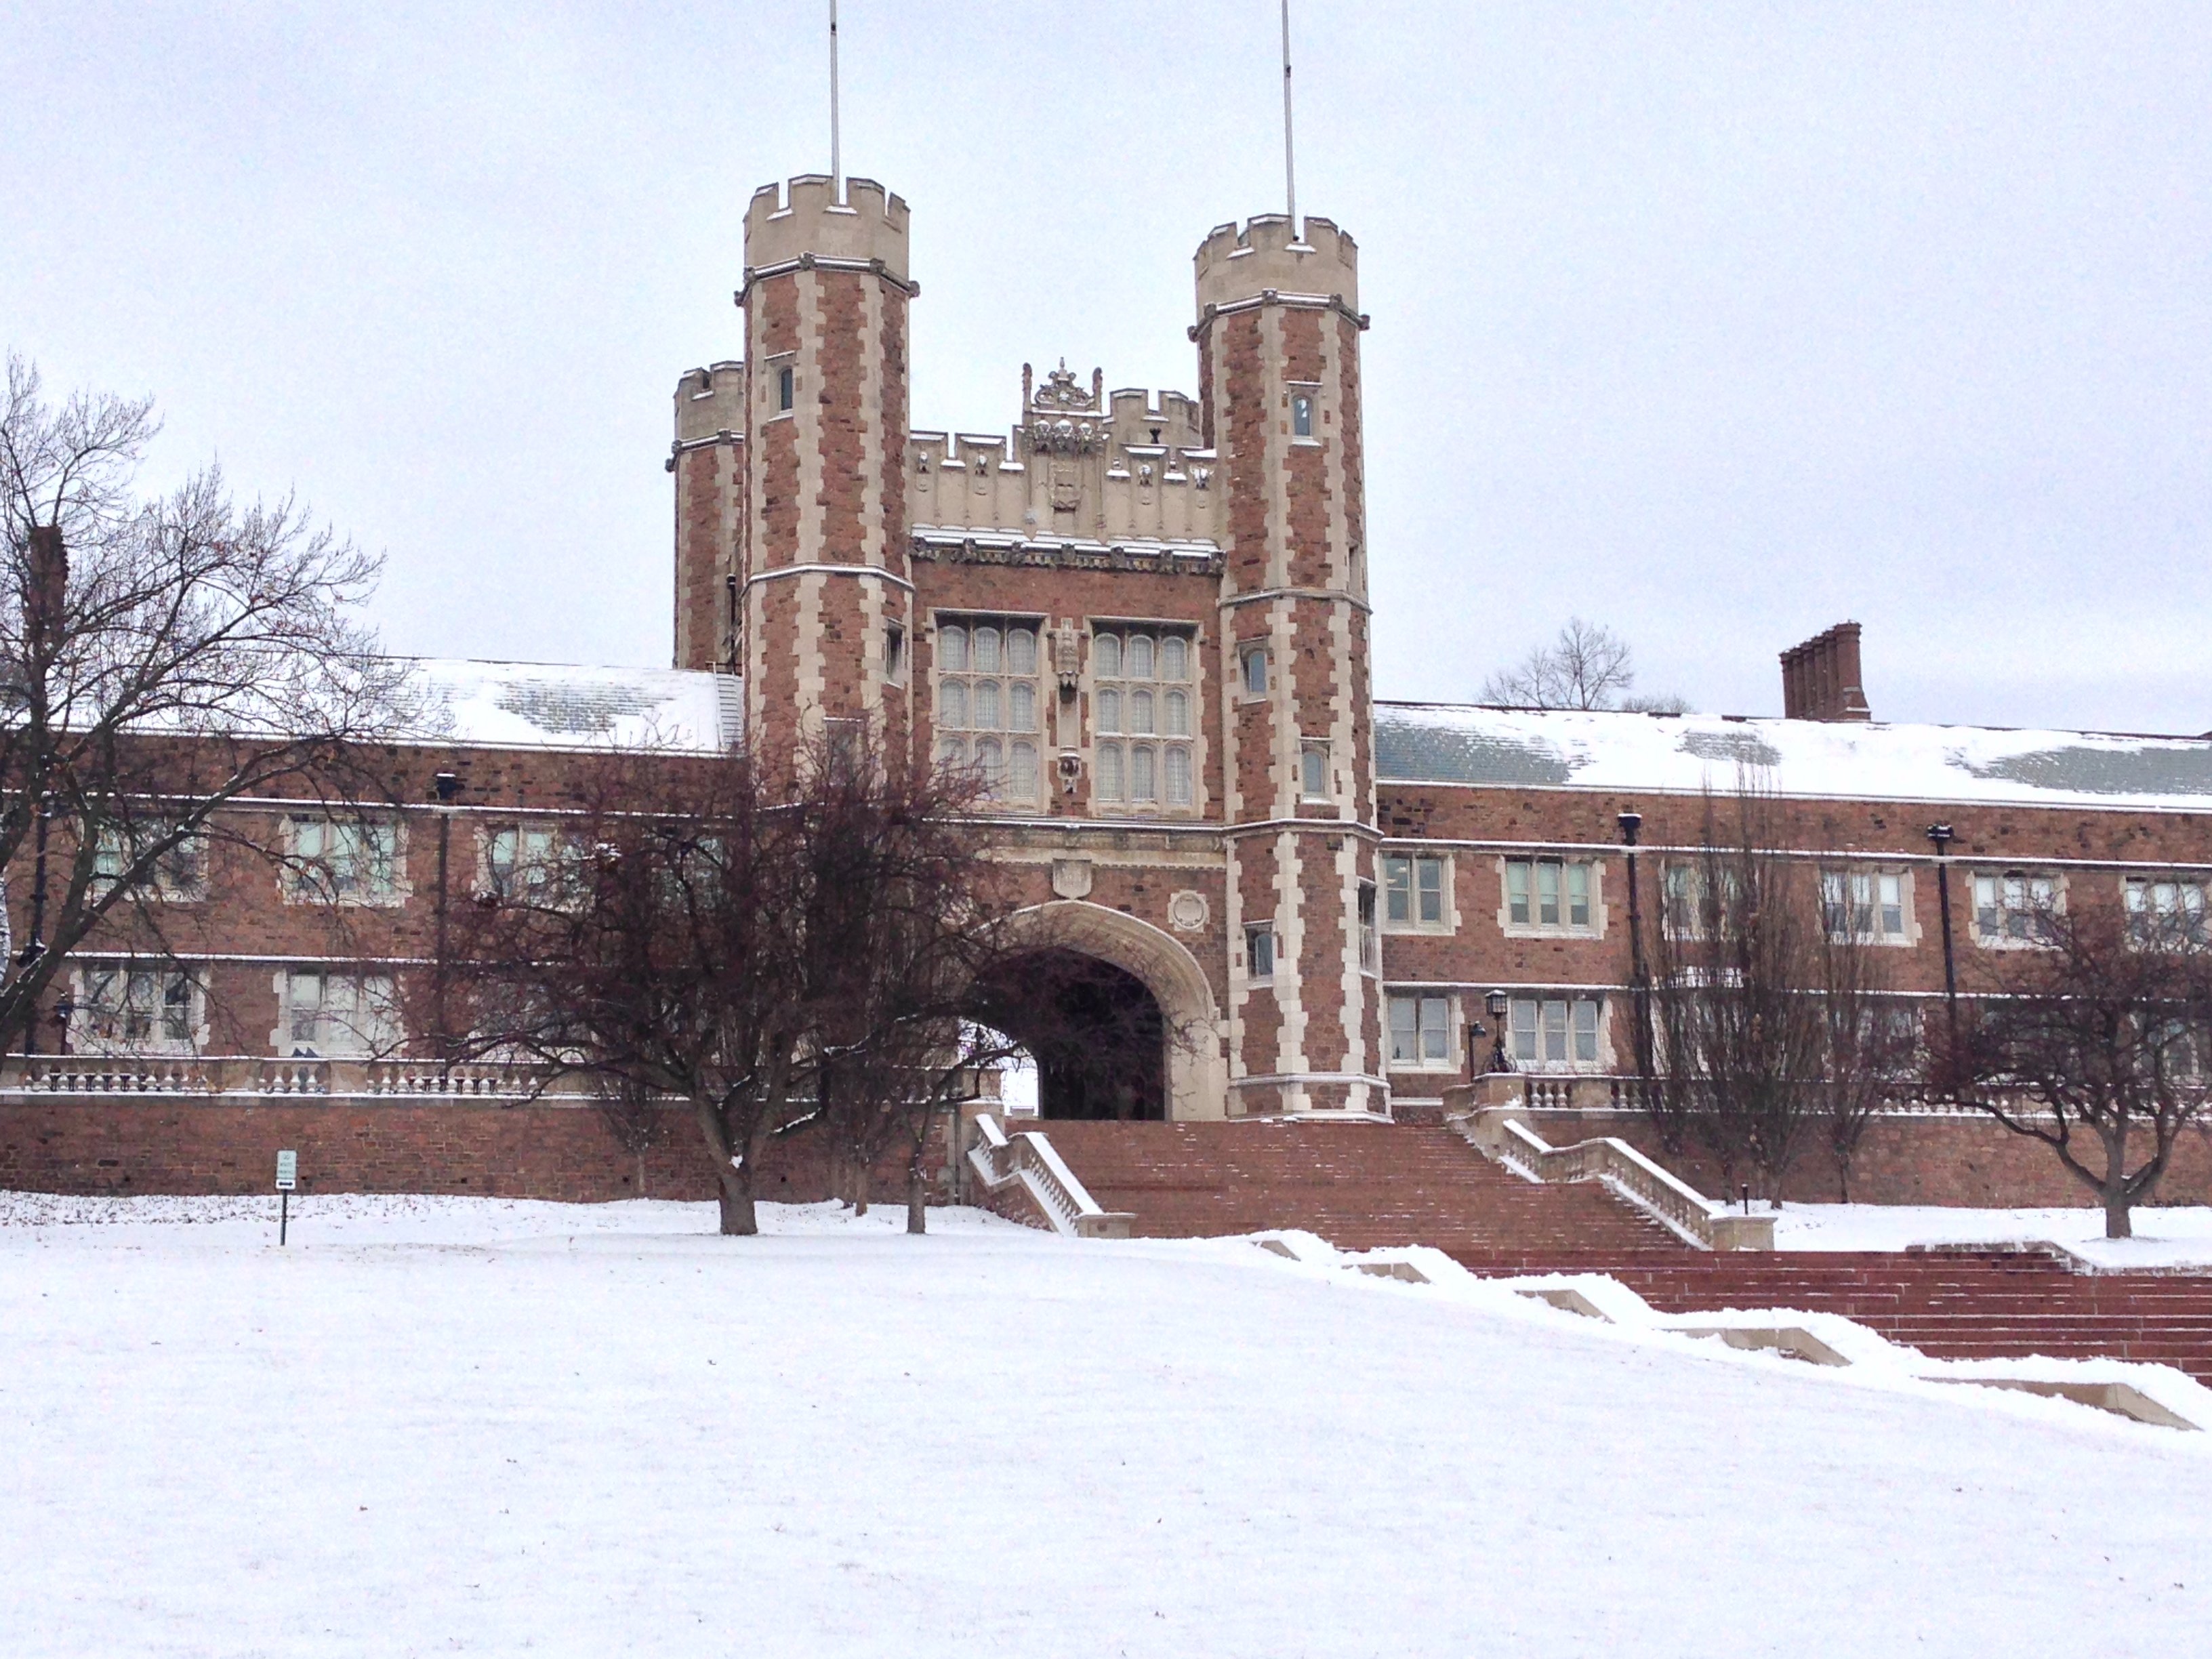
1164;689;1189;737
1009;741;1038;801
973;627;1001;674
1096;742;1124;801
1161;636;1188;680
939;626;968;672
1097;688;1122;733
1128;634;1155;679
1131;744;1158;802
1165;746;1191;806
939;680;967;730
1130;689;1154;735
1094;632;1122;678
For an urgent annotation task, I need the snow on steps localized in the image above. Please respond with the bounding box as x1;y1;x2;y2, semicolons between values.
1256;1232;2211;1433
1448;1246;2212;1385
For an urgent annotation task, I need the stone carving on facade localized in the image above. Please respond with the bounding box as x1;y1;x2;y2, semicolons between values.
1168;890;1210;933
1052;623;1081;697
1051;857;1093;899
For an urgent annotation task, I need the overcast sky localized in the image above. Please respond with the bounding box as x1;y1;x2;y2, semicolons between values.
5;3;2208;733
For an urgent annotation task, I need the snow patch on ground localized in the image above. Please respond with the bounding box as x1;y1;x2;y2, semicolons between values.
1772;1201;2212;1267
6;1194;2211;1656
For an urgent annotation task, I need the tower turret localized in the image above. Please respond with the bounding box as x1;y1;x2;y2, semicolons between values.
1195;213;1381;1116
738;175;916;762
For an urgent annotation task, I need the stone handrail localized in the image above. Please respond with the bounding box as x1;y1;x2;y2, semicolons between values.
1446;1084;1772;1251
1;1054;600;1102
965;1112;1134;1240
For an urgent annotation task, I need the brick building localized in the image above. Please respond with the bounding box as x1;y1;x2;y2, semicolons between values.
8;172;2212;1207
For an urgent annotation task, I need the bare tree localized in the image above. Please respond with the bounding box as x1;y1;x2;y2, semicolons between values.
1811;887;1919;1202
0;354;416;1053
1647;787;1902;1204
1481;617;1690;713
1935;901;2212;1239
437;733;1021;1236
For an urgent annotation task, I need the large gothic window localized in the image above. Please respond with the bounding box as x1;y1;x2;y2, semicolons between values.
935;616;1042;806
1092;626;1195;812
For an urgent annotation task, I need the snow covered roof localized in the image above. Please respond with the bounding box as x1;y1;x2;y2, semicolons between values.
1376;703;2212;813
411;659;739;753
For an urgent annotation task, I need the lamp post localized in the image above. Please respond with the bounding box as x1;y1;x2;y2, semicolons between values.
1618;810;1652;1099
1927;822;1958;1048
432;771;461;1069
1485;987;1513;1073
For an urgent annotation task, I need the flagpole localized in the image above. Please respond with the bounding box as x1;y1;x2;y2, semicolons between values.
830;0;842;197
1281;0;1297;237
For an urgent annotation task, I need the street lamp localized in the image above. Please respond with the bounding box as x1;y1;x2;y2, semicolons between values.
1927;822;1959;1048
1486;987;1513;1073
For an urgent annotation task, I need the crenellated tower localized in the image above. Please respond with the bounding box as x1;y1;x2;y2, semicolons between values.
737;175;916;762
1194;213;1382;1115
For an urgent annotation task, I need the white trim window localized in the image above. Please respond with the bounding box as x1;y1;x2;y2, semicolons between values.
1299;739;1331;803
1973;870;2060;946
75;963;201;1054
1504;857;1595;935
91;821;208;901
1244;924;1277;982
1357;881;1379;974
1509;995;1604;1071
1237;642;1268;699
2125;876;2210;948
1387;994;1453;1069
482;824;577;904
1382;854;1449;932
1821;869;1910;944
281;970;400;1059
935;617;1043;806
286;817;404;905
1288;383;1320;443
1092;626;1195;811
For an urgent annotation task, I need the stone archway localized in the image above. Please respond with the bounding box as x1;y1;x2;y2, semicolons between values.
983;901;1225;1122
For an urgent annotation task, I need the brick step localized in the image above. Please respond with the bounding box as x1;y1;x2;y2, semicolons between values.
1036;1120;1683;1254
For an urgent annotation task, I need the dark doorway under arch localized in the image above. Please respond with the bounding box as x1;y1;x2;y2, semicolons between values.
969;947;1166;1121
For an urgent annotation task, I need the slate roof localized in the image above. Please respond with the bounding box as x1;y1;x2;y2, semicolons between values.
411;659;739;753
1376;703;2212;813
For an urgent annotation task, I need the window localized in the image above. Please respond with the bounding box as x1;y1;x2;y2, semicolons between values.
1290;390;1316;439
483;824;571;903
1504;857;1594;933
283;971;399;1059
776;363;795;413
1092;626;1195;812
1245;924;1276;981
1662;862;1740;938
1973;871;2059;945
1357;882;1378;973
91;821;207;901
77;964;197;1052
2126;877;2210;948
935;616;1042;806
1820;870;1910;943
1239;643;1268;698
884;622;907;686
1300;741;1330;802
1508;996;1603;1070
287;817;402;904
1388;994;1452;1067
1381;855;1448;931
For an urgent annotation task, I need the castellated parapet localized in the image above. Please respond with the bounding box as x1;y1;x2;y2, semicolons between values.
1193;213;1358;314
743;175;911;283
674;361;745;445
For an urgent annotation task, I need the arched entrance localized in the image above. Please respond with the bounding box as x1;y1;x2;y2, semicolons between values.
970;901;1225;1122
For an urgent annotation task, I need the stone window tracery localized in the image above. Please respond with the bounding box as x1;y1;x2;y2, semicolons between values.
1092;626;1195;812
934;616;1042;806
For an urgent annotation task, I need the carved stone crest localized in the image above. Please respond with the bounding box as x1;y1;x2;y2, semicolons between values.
1051;857;1093;901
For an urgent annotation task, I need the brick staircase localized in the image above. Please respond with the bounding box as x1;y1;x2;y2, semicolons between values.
1034;1120;1680;1253
1448;1246;2212;1383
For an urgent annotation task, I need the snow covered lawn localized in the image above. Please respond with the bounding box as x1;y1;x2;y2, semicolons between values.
1772;1200;2212;1267
6;1194;2212;1658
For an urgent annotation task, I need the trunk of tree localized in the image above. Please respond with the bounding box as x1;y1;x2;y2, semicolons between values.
2103;1122;2132;1240
907;1168;927;1234
635;1149;647;1199
852;1158;872;1218
2105;1193;2133;1240
718;1179;758;1236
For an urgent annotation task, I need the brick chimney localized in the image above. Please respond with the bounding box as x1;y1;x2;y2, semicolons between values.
1780;621;1872;721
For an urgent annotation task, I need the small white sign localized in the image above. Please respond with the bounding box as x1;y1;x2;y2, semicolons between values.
275;1150;298;1191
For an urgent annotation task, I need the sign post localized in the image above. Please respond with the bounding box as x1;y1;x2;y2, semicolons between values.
275;1149;298;1245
